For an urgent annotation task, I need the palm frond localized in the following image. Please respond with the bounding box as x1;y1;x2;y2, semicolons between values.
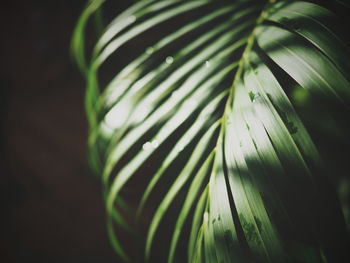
72;0;350;262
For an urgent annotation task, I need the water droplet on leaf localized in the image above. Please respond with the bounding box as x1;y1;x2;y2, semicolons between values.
142;141;152;151
266;93;273;102
249;91;254;102
151;140;159;149
286;121;298;134
165;56;174;64
254;216;262;232
248;91;260;102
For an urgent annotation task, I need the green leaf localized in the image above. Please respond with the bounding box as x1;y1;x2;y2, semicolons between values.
72;0;350;262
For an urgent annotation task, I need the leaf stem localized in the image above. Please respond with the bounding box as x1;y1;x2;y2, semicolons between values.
226;3;270;109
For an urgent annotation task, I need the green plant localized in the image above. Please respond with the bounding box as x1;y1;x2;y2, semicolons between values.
72;0;350;262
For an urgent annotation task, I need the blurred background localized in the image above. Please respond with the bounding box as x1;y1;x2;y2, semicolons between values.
0;0;121;262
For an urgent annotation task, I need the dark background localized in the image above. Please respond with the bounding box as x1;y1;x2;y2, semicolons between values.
1;0;120;262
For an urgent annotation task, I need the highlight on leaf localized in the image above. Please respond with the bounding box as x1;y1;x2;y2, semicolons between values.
72;0;350;262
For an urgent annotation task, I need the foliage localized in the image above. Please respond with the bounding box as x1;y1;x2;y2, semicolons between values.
72;0;350;262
